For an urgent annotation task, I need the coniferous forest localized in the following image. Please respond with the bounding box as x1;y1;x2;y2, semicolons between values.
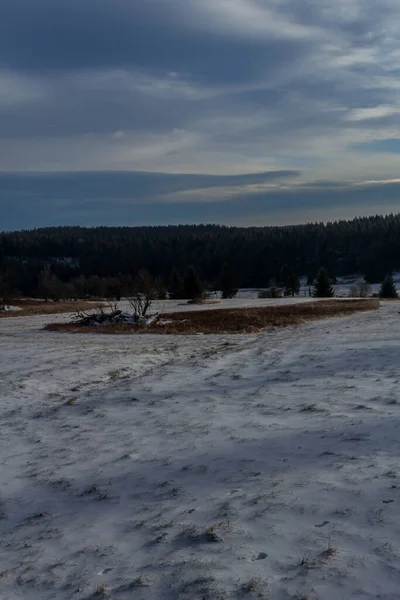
1;213;400;299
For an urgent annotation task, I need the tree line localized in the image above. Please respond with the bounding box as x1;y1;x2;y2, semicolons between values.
1;213;400;301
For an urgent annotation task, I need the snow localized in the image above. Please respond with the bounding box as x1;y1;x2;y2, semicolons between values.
1;300;400;599
0;305;22;312
118;294;321;315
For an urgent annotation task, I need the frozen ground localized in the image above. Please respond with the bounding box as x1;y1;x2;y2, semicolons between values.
1;300;400;599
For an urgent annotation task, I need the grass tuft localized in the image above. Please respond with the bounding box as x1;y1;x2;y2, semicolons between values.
242;578;265;594
92;583;108;597
321;543;337;560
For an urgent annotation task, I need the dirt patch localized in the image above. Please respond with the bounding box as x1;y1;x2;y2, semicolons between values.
44;299;379;335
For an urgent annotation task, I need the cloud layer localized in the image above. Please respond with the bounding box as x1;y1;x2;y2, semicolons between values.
1;0;400;227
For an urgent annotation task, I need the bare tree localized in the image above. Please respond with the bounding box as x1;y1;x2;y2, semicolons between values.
127;270;158;319
349;279;371;298
106;300;119;314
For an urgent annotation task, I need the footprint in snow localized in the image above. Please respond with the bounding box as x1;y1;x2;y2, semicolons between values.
314;520;330;528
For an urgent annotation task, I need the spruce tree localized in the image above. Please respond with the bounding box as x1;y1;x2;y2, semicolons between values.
379;274;398;298
0;276;9;310
219;263;238;299
312;267;334;298
183;266;204;301
281;265;300;297
168;266;183;299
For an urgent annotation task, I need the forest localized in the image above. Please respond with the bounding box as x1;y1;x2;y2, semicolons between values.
1;213;400;300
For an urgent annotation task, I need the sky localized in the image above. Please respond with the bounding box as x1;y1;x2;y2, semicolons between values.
1;0;400;230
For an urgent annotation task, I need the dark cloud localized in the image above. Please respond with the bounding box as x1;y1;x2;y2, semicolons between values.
0;80;194;139
353;138;400;153
1;171;400;231
0;0;400;227
0;170;299;201
0;0;308;85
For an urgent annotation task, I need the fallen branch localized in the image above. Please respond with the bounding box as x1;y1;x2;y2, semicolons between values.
69;304;160;327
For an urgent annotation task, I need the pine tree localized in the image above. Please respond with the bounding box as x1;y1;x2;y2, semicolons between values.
0;276;9;311
312;267;334;298
219;263;238;299
281;265;300;297
168;267;183;299
365;261;387;284
379;274;398;298
183;266;204;301
155;277;167;300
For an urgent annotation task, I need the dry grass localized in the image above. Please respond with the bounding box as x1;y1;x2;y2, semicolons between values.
44;299;379;335
321;543;338;560
242;578;265;594
92;582;108;597
0;299;105;318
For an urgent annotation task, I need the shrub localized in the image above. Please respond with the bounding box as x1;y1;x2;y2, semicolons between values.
127;269;158;318
348;279;371;298
258;287;283;299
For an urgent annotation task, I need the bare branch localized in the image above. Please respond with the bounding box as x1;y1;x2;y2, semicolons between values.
127;270;158;319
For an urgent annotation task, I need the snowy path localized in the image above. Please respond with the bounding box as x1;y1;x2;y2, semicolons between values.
1;302;400;599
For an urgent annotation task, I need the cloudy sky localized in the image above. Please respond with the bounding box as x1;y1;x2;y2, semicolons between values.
1;0;400;230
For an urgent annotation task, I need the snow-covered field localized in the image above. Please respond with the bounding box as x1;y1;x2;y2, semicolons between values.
1;300;400;599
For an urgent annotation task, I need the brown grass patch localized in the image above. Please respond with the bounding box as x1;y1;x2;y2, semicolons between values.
44;299;379;335
0;300;105;318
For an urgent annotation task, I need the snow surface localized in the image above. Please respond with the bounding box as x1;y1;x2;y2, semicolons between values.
119;294;318;316
1;300;400;599
0;305;22;312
